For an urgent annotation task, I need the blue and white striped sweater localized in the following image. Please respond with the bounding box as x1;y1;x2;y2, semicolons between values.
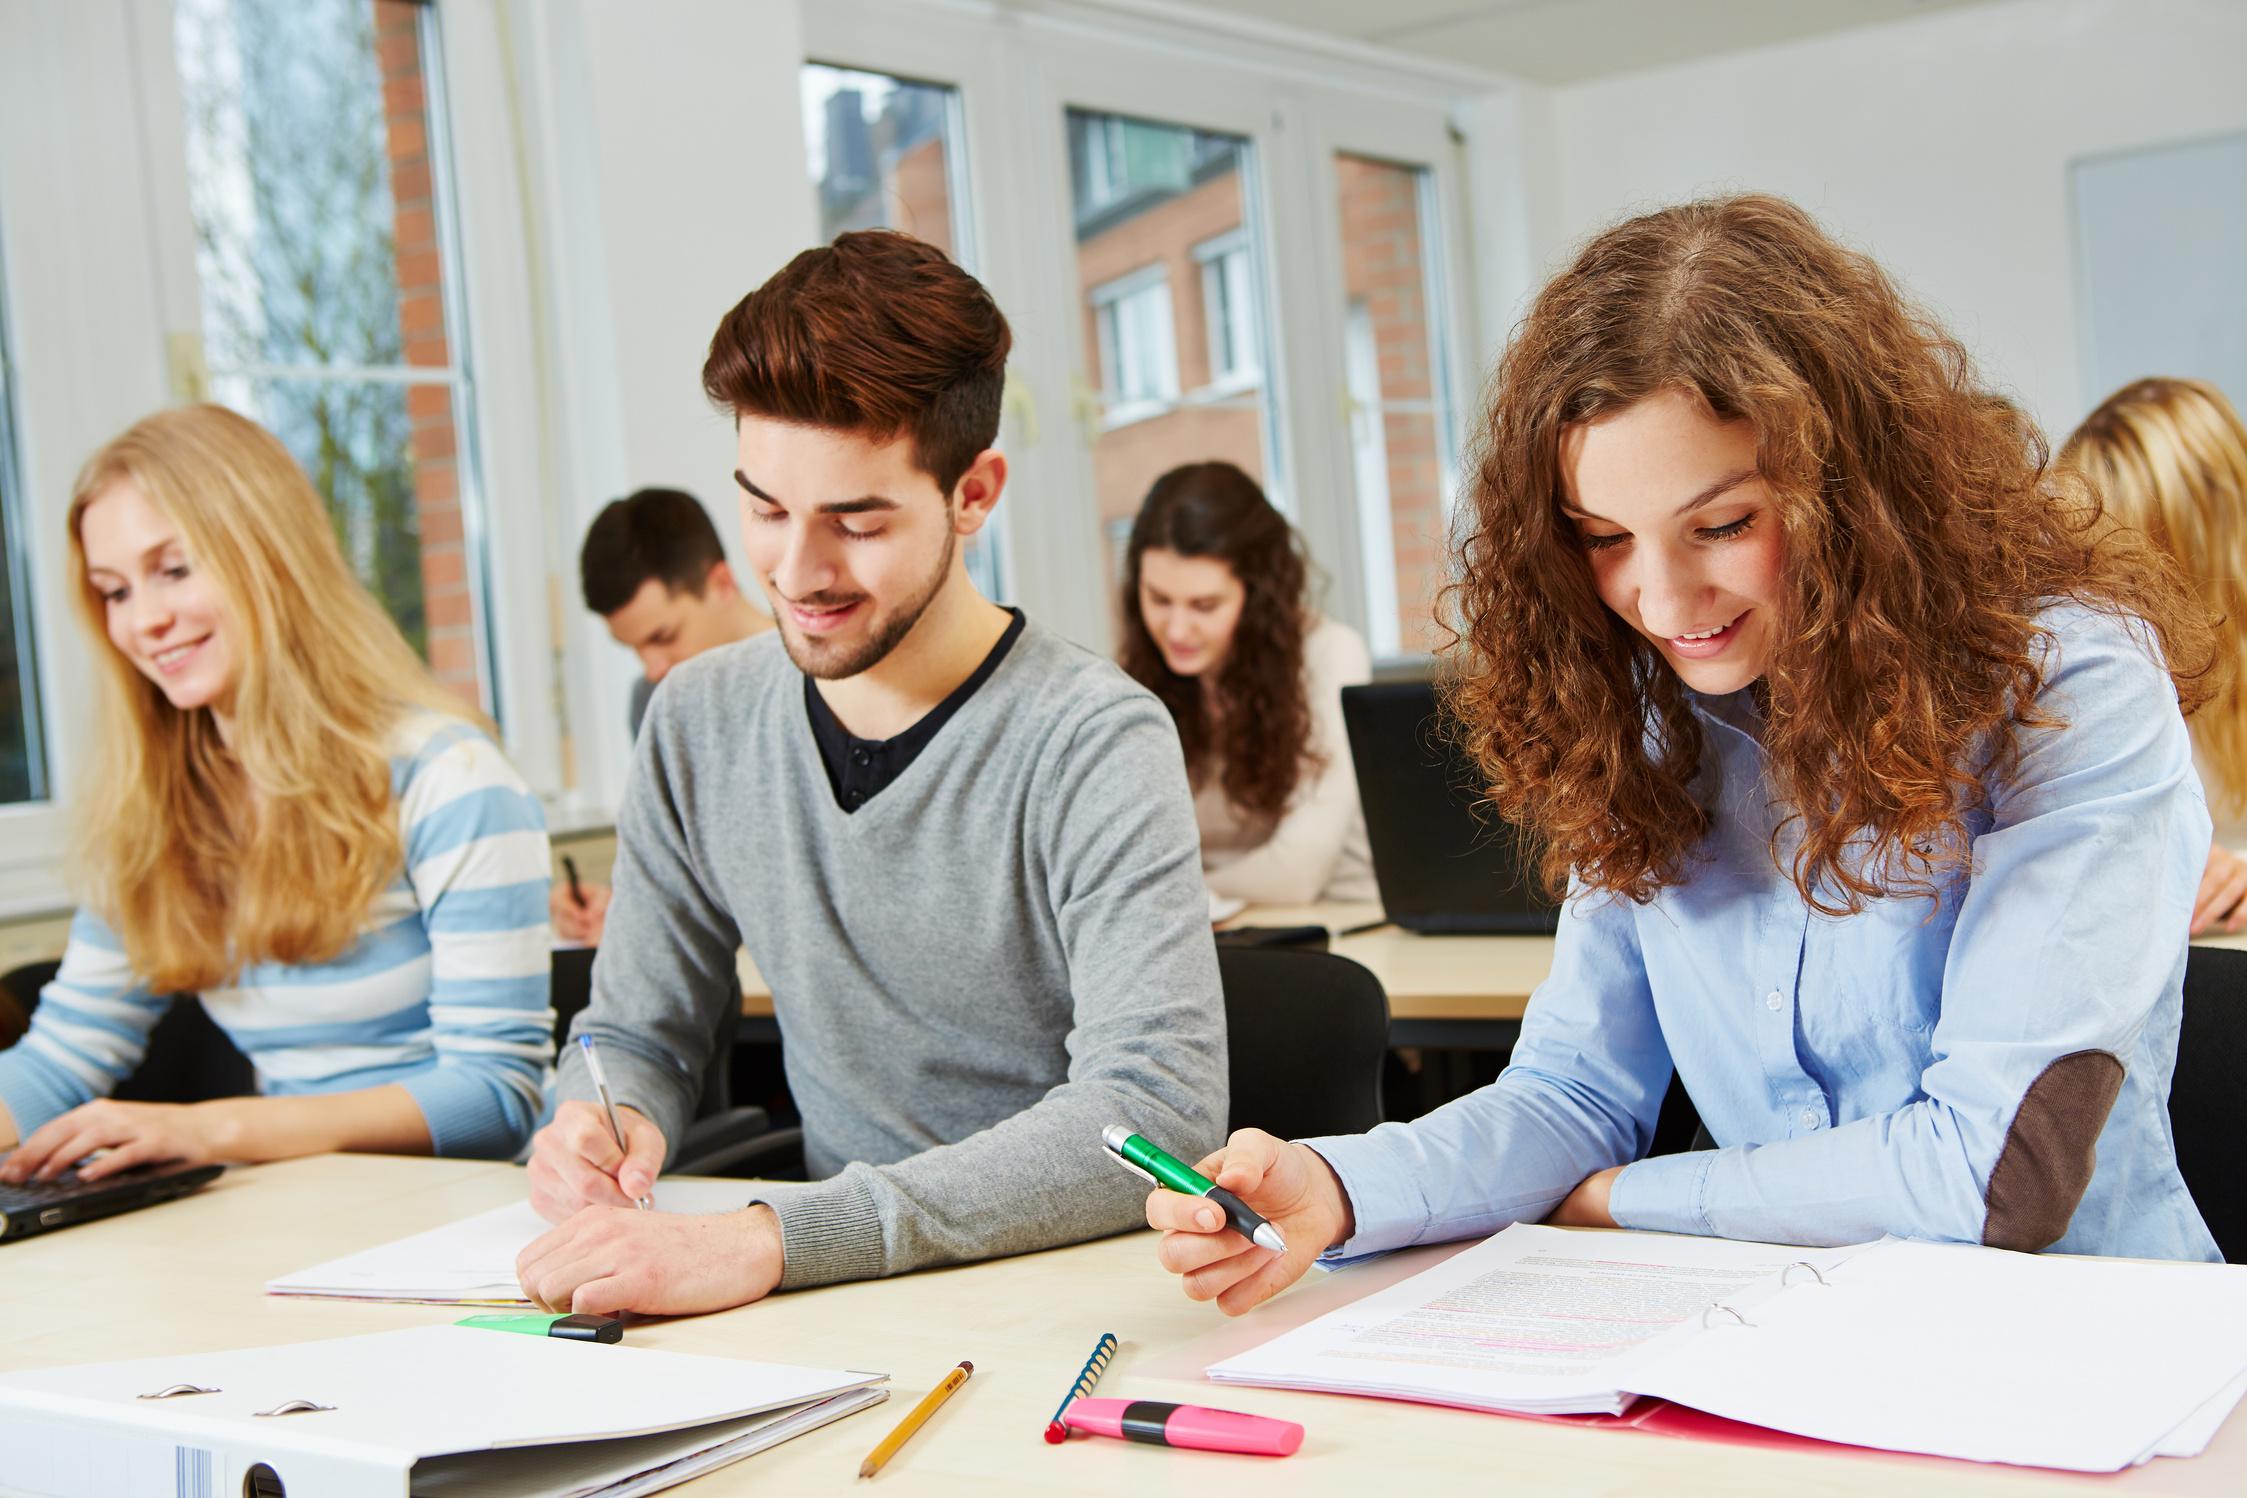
0;713;554;1158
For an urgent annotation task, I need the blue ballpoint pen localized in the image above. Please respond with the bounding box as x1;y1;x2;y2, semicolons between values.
578;1034;653;1211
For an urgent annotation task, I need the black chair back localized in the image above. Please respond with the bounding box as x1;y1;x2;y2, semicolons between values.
1;958;255;1103
550;946;737;1122
1217;946;1387;1140
2174;946;2247;1263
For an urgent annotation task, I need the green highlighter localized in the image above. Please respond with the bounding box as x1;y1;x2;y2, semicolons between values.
455;1312;624;1344
1101;1124;1287;1253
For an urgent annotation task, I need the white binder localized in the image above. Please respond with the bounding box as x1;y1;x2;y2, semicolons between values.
0;1325;886;1498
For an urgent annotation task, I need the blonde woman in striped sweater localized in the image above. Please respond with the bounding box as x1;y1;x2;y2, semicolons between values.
0;405;553;1183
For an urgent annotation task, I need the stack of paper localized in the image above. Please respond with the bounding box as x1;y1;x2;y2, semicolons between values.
1209;1223;2247;1472
266;1181;758;1306
0;1324;885;1498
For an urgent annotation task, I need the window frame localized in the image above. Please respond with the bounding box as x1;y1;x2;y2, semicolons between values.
801;0;1481;661
0;220;45;812
1089;263;1180;426
1193;228;1260;396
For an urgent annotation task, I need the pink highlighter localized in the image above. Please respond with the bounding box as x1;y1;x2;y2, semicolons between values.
1061;1397;1304;1456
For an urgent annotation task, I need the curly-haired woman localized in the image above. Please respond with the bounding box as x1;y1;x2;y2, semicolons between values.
2063;378;2247;935
1145;195;2224;1312
1120;462;1374;908
0;405;554;1185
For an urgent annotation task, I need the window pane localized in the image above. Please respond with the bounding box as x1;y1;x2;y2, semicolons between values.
0;263;41;804
1068;110;1272;586
802;65;963;259
1337;154;1452;659
800;64;1004;599
175;0;485;705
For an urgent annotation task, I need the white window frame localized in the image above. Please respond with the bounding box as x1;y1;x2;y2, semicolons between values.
1089;263;1179;427
1192;227;1260;398
801;0;1485;660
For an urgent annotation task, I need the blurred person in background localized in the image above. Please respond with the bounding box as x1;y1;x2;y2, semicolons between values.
1120;461;1375;909
2064;378;2247;934
555;488;773;945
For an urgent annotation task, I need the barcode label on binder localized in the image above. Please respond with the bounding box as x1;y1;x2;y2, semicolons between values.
175;1445;214;1498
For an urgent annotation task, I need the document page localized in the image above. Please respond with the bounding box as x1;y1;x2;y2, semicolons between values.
1209;1223;1856;1416
1635;1238;2247;1473
266;1181;762;1304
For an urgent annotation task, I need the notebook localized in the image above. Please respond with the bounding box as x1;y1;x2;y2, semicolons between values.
1208;1223;2247;1472
265;1181;758;1306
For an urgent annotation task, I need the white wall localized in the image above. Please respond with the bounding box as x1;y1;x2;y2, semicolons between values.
461;0;812;816
1544;0;2247;438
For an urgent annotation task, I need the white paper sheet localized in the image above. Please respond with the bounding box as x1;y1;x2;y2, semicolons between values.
1210;1226;2247;1473
2151;1366;2247;1460
1209;1224;1854;1416
265;1181;761;1305
1634;1239;2247;1473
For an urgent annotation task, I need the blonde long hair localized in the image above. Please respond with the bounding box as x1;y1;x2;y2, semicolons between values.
67;404;483;993
2063;379;2247;816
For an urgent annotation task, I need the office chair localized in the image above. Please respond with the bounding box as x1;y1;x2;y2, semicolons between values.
2173;946;2247;1263
1217;946;1388;1138
1;959;256;1103
549;947;801;1179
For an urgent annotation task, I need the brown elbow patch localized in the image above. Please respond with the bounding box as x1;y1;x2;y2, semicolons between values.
1981;1050;2125;1253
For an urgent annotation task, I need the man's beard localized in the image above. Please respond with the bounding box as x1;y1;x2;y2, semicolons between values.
775;524;957;682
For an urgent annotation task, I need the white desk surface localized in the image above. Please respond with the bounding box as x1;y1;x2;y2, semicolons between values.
3;1153;2241;1497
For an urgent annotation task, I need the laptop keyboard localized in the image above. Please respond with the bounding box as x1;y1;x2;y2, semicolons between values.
0;1156;113;1211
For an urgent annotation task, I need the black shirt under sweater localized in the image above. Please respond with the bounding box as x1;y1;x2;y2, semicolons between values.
804;607;1026;812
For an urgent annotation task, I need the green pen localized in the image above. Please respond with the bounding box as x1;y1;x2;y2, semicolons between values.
456;1312;623;1343
1101;1124;1287;1253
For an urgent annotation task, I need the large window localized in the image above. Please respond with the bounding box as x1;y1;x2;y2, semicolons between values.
174;0;487;706
799;64;1002;600
1337;154;1455;659
0;251;40;807
1067;110;1274;589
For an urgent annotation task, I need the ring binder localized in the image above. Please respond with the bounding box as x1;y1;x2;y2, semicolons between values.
1781;1261;1828;1287
138;1384;219;1399
1700;1304;1751;1329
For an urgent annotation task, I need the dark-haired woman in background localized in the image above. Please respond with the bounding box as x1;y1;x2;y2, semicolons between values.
1121;462;1375;908
1144;195;2222;1317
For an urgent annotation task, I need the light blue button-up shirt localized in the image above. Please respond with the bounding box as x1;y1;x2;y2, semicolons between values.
1310;604;2220;1263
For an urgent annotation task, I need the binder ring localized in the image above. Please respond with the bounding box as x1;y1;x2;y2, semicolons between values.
138;1383;220;1399
253;1399;336;1417
1781;1261;1828;1287
1701;1304;1751;1328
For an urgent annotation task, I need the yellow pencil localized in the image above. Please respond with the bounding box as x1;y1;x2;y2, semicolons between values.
858;1360;972;1479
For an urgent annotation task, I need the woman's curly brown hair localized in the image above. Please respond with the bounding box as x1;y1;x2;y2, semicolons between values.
1447;194;2218;914
1121;462;1318;834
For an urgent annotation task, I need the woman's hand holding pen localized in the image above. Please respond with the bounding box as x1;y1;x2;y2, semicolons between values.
547;882;612;946
1147;1128;1355;1316
527;1100;666;1223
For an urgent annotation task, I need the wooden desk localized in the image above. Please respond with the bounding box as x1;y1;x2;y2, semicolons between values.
737;903;1550;1051
3;1154;2239;1497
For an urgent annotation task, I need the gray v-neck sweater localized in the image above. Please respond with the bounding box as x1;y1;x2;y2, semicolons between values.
560;619;1229;1288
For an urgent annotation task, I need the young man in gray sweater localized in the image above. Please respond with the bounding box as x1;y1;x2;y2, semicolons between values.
517;231;1229;1315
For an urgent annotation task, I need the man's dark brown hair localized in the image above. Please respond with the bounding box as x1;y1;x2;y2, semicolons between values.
580;488;727;616
701;231;1011;496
